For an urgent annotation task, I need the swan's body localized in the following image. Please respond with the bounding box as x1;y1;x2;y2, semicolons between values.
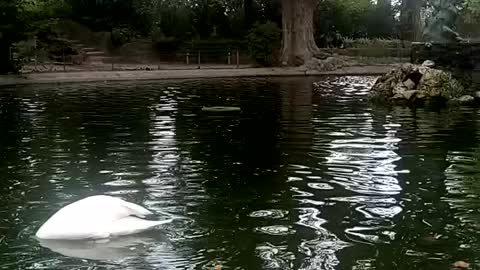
36;195;171;240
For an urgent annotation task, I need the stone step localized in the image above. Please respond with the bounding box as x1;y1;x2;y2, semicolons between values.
54;38;86;48
55;33;111;61
82;47;98;52
55;37;70;43
85;51;106;56
68;39;84;45
85;55;111;63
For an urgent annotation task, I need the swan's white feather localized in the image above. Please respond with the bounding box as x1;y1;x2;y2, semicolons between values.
36;195;170;240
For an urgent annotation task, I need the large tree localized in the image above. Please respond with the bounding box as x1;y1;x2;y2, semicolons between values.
280;0;321;66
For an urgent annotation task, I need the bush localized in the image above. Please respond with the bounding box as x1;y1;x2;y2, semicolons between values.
111;26;134;47
150;24;165;43
246;21;281;66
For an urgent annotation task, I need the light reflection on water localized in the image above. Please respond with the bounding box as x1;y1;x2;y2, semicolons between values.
0;77;480;269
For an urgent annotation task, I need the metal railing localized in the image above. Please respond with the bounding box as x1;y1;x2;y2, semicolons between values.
13;46;251;73
12;44;412;74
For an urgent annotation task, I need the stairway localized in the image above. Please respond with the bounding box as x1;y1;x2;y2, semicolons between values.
66;39;111;65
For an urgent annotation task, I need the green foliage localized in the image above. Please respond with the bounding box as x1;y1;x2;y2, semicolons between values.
17;0;70;41
0;0;413;73
19;0;71;20
315;0;374;38
315;0;396;40
66;0;136;31
368;0;395;37
150;24;165;43
111;26;134;46
130;0;281;40
462;0;480;23
246;21;281;66
0;0;25;73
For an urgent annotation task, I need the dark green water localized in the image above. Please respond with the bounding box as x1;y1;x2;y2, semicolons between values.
0;77;479;270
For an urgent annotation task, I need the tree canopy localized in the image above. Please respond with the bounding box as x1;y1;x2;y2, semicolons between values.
4;0;402;42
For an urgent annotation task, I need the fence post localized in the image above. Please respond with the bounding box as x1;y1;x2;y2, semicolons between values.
9;46;14;72
198;51;201;69
34;51;37;72
186;52;190;65
236;49;239;68
62;46;66;71
111;58;114;71
397;40;402;62
228;51;231;65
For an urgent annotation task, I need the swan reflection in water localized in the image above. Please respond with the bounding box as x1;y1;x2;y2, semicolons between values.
38;235;158;261
38;233;202;269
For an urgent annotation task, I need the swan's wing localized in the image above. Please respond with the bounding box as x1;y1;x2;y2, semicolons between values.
36;195;156;240
116;199;153;218
72;195;153;219
109;217;173;237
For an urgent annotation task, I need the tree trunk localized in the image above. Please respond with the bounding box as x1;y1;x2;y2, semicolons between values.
400;0;423;41
280;0;320;66
0;42;13;74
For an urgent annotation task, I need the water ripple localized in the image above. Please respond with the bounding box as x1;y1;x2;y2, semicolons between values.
249;209;289;219
1;77;479;269
255;225;296;236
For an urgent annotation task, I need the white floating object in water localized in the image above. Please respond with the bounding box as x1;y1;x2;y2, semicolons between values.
35;195;172;240
201;106;241;112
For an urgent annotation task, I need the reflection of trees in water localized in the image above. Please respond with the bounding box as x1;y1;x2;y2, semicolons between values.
256;78;358;270
183;77;402;270
0;89;34;230
280;79;341;270
173;78;289;269
173;77;357;269
378;106;479;269
296;79;405;270
0;83;160;269
15;84;155;200
445;148;480;225
443;116;480;259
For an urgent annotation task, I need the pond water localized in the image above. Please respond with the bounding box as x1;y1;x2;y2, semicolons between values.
1;77;480;270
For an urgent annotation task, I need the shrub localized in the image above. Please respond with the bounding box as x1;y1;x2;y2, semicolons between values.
343;38;411;49
111;26;134;47
246;21;281;66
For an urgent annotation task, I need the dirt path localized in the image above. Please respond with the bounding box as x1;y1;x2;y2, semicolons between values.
0;65;395;86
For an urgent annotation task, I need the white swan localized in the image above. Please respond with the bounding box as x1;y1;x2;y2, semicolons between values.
36;195;172;240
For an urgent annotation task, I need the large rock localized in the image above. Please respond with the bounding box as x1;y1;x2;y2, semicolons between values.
369;64;466;105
